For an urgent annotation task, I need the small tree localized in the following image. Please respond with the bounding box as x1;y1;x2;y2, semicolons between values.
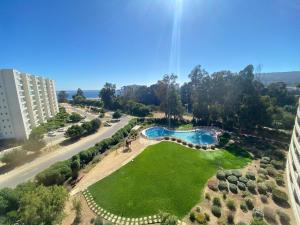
113;110;122;119
69;113;83;123
65;125;84;139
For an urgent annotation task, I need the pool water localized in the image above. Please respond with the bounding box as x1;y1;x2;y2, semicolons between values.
144;127;217;145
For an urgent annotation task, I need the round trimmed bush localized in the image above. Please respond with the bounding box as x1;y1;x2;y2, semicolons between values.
260;195;268;203
266;165;277;177
246;171;256;180
164;136;170;140
247;180;256;192
227;212;235;224
245;198;254;210
265;180;276;193
227;175;238;184
257;182;268;195
211;205;221;218
250;219;268;225
229;183;238;193
277;210;291;225
240;201;248;212
189;212;195;222
239;176;249;184
225;170;232;177
275;174;285;186
205;192;211;200
232;170;242;177
176;139;182;143
195;213;206;224
237;181;246;191
188;143;194;148
272;189;288;205
217;170;226;180
260;163;268;169
252;208;264;221
195;145;200;149
213;197;222;207
261;157;270;164
171;137;176;141
218;181;228;191
271;160;284;170
182;141;187;145
258;168;268;175
226;199;236;211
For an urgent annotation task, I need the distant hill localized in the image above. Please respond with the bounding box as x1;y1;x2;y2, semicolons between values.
258;71;300;86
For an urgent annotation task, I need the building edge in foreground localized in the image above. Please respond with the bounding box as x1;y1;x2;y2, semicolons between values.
287;101;300;224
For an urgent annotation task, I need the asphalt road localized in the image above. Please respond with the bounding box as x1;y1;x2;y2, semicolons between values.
0;116;130;188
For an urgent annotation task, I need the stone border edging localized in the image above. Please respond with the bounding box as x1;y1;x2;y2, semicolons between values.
82;189;164;225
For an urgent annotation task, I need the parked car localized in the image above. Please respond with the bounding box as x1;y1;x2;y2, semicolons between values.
57;128;65;132
104;122;112;127
47;131;56;137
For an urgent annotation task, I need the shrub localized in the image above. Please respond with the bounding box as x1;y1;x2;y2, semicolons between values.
241;191;252;198
217;170;226;180
257;183;268;194
240;201;248;212
205;193;211;201
277;210;291;225
245;198;254;210
202;146;207;150
182;141;187;145
237;181;246;190
208;180;218;191
226;199;236;211
266;165;277;177
260;195;268;203
176;139;182;143
225;170;232;177
189;212;196;222
213;197;222;207
272;189;288;205
271;160;285;170
252;208;264;221
112;110;122;119
261;157;270;164
218;181;228;191
195;145;200;149
164;136;170;140
275;174;285;186
211;205;221;217
246;171;256;180
188;143;194;148
239;176;249;184
204;212;210;221
196;213;206;224
247;180;256;193
265;180;276;192
229;183;238;193
171;137;176;141
222;192;227;200
260;163;268;169
227;213;235;224
258;168;268;175
232;170;242;177
227;175;238;184
1;149;27;166
263;207;277;224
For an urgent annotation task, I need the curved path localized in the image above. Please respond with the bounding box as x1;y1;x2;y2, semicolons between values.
0;116;131;188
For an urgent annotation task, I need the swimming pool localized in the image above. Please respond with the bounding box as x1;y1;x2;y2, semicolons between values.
143;127;218;146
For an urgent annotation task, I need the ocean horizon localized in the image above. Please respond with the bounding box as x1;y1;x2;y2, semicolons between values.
56;90;99;100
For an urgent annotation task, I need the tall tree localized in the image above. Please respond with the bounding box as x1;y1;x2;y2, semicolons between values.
72;88;86;104
99;83;116;109
57;90;68;103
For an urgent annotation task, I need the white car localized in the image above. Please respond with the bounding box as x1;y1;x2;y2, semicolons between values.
47;131;56;137
104;122;112;127
57;128;65;132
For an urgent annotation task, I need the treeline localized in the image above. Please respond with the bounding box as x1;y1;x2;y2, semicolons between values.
36;119;138;186
114;65;296;130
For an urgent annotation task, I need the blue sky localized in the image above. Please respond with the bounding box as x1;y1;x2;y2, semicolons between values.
0;0;299;90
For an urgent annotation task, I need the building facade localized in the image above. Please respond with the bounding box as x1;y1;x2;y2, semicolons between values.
0;69;59;140
287;101;300;224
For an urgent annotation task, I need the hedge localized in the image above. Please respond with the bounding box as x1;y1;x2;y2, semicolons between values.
36;119;138;186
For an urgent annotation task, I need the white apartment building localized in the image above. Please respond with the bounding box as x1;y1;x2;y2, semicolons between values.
287;100;300;224
0;69;59;140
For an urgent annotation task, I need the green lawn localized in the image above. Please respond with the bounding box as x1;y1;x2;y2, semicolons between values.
88;141;251;218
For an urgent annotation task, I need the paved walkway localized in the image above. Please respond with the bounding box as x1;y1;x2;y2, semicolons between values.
71;137;157;195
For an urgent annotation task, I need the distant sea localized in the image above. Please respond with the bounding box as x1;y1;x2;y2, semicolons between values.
57;90;99;100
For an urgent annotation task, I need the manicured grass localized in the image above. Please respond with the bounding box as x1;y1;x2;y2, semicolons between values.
176;123;194;130
88;141;251;218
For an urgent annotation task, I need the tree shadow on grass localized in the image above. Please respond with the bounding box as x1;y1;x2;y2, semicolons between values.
225;144;252;159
